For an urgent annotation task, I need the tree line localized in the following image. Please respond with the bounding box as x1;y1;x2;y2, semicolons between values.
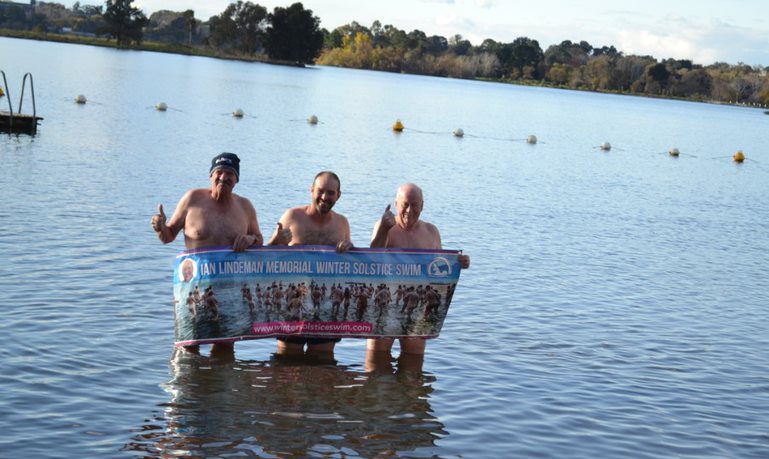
317;22;769;106
0;0;324;64
2;2;767;105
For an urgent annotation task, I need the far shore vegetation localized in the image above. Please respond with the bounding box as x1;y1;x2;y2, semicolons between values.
2;0;768;108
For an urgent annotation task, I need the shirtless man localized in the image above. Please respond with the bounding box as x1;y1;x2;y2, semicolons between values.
268;171;353;357
311;286;323;317
287;295;304;321
368;183;470;356
242;284;255;313
186;292;197;318
203;286;221;321
151;152;263;353
330;285;343;317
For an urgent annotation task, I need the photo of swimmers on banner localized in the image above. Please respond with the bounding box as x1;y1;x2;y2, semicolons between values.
172;246;463;346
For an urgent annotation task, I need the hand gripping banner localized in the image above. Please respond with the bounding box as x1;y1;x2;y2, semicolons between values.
173;246;463;346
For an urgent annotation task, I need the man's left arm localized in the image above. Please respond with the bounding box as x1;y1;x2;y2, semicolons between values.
232;198;263;252
432;223;469;268
336;216;354;253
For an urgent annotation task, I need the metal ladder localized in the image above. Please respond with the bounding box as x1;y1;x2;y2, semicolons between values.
1;71;40;134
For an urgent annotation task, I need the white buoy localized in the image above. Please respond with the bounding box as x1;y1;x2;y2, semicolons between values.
75;94;87;104
307;115;318;124
600;142;612;151
232;108;244;118
155;102;167;111
668;147;680;157
453;128;464;138
527;135;537;144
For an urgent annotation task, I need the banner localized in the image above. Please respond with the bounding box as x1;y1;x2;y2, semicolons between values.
173;246;462;346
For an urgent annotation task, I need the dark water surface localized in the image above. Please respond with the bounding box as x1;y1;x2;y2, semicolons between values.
1;37;768;458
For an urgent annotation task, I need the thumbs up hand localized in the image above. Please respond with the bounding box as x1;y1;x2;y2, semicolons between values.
380;204;396;231
151;204;167;233
270;222;292;246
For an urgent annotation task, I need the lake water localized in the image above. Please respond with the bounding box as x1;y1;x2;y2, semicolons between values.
1;36;768;458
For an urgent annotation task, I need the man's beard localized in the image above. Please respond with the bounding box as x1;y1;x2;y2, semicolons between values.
316;198;334;213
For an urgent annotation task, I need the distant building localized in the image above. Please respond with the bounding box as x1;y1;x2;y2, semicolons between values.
0;0;35;10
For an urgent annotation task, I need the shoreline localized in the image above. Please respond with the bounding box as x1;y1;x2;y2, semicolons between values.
2;30;766;111
0;29;305;68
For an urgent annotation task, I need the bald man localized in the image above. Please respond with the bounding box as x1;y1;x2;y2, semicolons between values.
368;183;470;356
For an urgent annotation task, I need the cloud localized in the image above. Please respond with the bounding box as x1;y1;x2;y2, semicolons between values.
617;29;718;63
614;16;769;65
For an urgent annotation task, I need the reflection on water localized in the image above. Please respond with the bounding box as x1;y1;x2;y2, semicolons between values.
126;349;446;458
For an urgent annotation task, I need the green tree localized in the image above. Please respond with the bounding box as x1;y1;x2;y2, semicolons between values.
544;40;590;67
208;1;267;54
509;37;543;79
448;34;471;56
102;0;148;46
646;62;670;93
265;2;323;63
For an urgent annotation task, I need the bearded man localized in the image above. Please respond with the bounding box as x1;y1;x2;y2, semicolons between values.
268;171;353;358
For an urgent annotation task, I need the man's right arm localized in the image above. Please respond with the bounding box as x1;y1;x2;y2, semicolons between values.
267;210;293;245
370;204;395;248
151;192;189;244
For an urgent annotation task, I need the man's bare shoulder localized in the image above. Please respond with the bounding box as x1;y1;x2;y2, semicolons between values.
282;206;310;221
233;193;256;210
420;220;441;235
179;188;210;205
332;210;350;224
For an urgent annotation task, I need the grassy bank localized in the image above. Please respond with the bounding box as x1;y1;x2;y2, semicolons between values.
0;28;303;66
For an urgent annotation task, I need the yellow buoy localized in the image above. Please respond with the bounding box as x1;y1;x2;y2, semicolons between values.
75;94;87;104
733;150;745;163
232;108;244;118
600;142;611;151
453;128;464;138
527;135;537;144
155;102;167;111
392;119;404;132
307;115;318;124
668;147;680;157
0;87;4;97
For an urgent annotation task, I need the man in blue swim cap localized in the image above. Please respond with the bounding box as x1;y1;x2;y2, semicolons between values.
151;152;263;251
151;153;263;355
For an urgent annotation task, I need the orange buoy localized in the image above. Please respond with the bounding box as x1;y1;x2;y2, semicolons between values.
392;119;404;132
733;150;745;163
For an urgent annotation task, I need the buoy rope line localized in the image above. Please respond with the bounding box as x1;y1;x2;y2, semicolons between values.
453;133;530;142
61;101;761;166
218;112;259;119
147;106;185;113
660;151;698;158
66;97;104;105
593;146;627;152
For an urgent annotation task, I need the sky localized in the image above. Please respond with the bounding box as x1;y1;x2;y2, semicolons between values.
77;0;769;65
